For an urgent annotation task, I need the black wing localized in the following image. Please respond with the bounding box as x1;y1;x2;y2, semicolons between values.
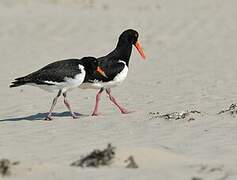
86;56;125;83
10;59;82;87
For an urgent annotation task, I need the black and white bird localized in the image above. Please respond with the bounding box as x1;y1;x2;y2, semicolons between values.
80;29;146;116
10;57;107;120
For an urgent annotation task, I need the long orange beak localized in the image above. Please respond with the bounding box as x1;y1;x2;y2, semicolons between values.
96;67;108;78
134;41;146;60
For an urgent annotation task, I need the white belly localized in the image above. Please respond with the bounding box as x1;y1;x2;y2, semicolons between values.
80;64;128;89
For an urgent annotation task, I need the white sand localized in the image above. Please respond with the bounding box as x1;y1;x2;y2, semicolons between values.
0;0;237;179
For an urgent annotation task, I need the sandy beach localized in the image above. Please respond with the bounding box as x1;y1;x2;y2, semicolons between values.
1;0;237;179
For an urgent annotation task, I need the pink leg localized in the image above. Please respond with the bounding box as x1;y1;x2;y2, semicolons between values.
92;88;104;116
63;92;77;119
45;90;62;120
106;88;132;114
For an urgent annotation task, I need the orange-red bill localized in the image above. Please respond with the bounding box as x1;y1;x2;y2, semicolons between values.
96;67;108;78
134;41;146;60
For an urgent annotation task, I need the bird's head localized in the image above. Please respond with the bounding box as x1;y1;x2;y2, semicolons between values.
81;57;107;78
119;29;146;60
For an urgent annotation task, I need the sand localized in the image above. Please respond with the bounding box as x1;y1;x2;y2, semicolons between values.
0;0;237;179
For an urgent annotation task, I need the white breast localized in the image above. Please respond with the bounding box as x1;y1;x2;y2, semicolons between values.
80;61;128;89
113;61;128;84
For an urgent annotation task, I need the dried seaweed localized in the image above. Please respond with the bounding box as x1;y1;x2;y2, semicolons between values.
218;103;237;116
124;156;138;168
191;177;202;180
71;144;115;168
190;164;230;180
0;159;19;176
149;110;201;121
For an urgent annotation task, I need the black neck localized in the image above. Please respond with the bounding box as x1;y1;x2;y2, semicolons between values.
107;40;133;66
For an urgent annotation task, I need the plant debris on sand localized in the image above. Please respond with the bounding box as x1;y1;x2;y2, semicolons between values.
149;110;201;121
71;144;115;168
191;177;202;180
218;103;237;116
190;164;230;180
0;159;19;176
124;156;138;168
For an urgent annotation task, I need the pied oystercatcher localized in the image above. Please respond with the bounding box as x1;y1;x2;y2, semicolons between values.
10;57;107;120
80;29;146;115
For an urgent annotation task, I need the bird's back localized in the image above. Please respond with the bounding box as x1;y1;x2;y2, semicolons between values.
10;59;83;87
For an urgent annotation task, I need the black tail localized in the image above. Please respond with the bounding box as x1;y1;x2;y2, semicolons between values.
9;77;28;88
10;81;26;88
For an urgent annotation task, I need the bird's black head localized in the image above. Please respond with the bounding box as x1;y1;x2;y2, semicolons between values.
119;29;139;45
80;57;107;78
116;29;146;60
81;57;98;71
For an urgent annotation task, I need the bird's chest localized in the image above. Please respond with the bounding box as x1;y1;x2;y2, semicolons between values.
112;65;128;84
80;61;128;89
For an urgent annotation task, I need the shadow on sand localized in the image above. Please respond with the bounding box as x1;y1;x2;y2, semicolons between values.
0;111;89;122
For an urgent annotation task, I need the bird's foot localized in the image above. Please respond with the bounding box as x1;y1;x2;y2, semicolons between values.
121;109;134;114
92;112;102;116
72;115;79;119
44;116;53;121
